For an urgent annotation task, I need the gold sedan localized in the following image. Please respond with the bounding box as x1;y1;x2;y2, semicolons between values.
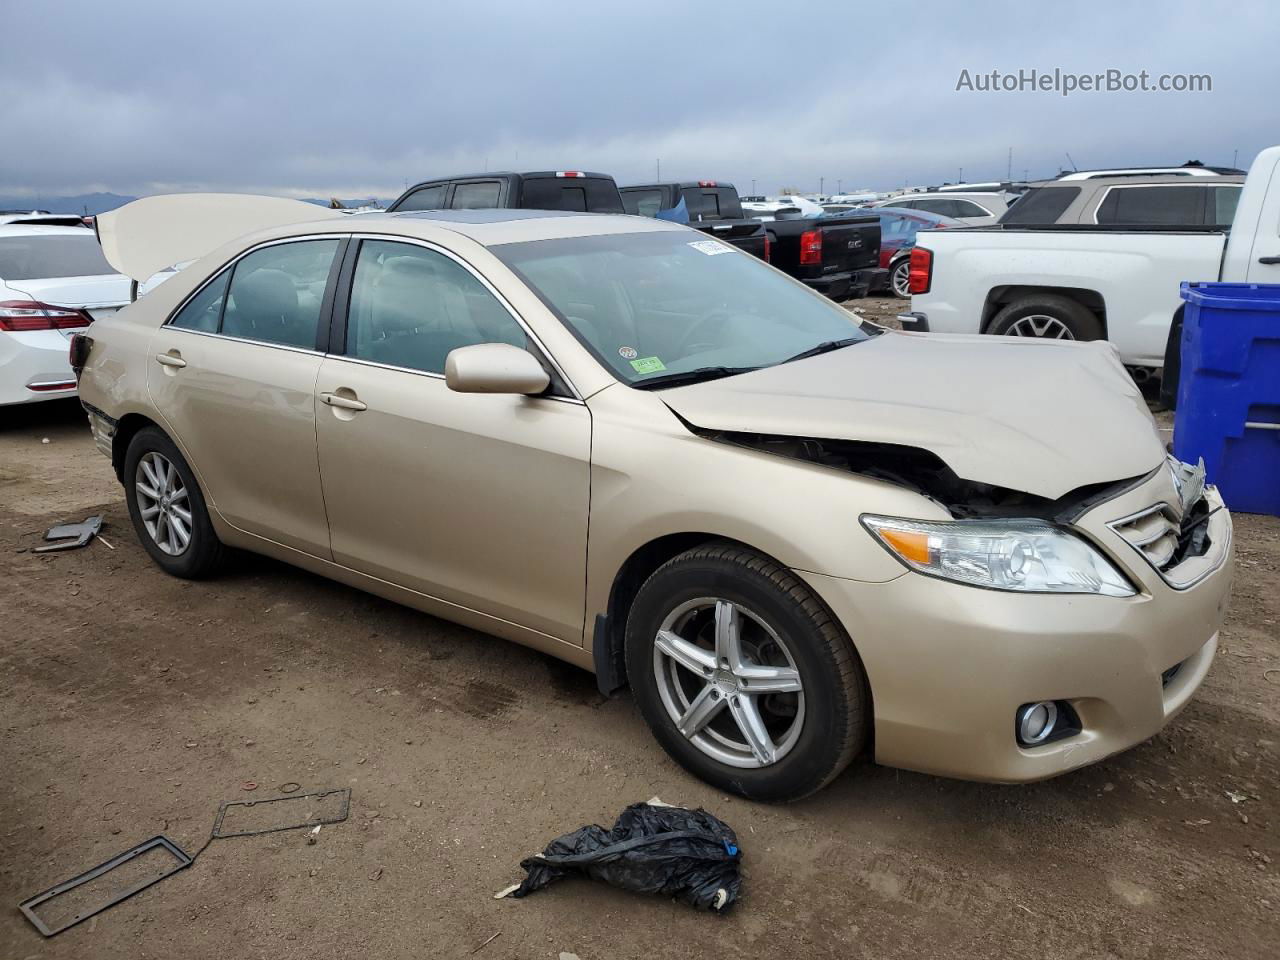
75;199;1232;800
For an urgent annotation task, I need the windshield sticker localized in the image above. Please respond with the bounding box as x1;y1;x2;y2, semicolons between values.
630;356;667;374
687;240;733;256
618;346;638;360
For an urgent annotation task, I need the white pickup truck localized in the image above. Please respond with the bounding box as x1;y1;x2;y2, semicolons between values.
904;145;1280;381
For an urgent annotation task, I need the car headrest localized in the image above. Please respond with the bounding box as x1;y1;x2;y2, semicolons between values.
371;256;439;335
234;267;298;322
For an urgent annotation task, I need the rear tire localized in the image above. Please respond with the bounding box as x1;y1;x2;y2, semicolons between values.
889;258;912;299
987;294;1103;341
626;543;869;802
124;426;226;579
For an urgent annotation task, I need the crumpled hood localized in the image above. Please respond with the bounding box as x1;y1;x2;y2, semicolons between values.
660;331;1164;500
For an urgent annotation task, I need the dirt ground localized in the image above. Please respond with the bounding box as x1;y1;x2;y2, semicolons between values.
2;325;1277;959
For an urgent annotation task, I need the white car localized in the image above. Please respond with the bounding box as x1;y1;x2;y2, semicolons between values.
904;144;1280;371
871;192;1008;226
0;224;132;405
742;196;825;219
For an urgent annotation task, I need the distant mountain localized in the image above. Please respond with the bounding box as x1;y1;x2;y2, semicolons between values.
0;192;138;216
0;193;390;215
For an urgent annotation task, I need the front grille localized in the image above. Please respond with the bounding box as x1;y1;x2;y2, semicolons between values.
1110;495;1214;576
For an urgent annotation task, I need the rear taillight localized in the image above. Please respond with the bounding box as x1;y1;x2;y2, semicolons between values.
799;229;822;265
555;171;584;178
0;300;94;332
763;231;771;263
908;247;933;295
698;180;718;187
69;333;94;379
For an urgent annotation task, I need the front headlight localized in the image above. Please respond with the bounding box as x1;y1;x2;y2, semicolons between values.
862;515;1135;597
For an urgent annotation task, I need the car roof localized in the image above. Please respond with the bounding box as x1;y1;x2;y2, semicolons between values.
1028;174;1246;188
247;209;683;248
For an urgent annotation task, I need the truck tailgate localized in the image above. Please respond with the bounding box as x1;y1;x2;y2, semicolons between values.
818;215;881;274
695;221;768;261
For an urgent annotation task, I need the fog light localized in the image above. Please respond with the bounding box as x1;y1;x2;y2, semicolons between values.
1017;701;1058;745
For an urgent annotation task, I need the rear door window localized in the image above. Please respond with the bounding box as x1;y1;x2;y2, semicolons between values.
1094;186;1205;225
450;181;503;210
219;239;340;349
622;189;666;217
170;270;230;333
950;199;993;218
395;184;449;211
999;187;1080;225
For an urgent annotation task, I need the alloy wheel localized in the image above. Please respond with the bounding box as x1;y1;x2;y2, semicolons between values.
1005;313;1075;339
135;452;192;556
652;597;805;769
891;260;912;297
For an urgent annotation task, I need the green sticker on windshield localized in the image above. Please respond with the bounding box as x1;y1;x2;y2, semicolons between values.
630;356;666;374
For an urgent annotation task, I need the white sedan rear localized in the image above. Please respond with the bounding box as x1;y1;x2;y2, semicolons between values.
0;224;132;405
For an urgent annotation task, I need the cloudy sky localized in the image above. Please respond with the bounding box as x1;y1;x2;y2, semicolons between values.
3;0;1275;201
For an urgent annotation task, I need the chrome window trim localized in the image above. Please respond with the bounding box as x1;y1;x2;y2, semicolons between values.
162;232;346;352
161;230;584;400
340;232;583;401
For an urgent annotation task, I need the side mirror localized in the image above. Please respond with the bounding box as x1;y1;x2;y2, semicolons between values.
444;343;551;395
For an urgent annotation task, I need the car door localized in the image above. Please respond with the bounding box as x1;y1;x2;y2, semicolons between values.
147;236;343;557
313;237;591;644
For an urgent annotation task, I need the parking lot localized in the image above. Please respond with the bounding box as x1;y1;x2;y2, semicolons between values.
1;309;1276;958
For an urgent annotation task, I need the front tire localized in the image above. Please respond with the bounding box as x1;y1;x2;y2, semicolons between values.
626;543;868;802
987;294;1103;341
124;426;226;578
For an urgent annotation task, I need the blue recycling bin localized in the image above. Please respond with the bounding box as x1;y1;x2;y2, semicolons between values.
1174;282;1280;515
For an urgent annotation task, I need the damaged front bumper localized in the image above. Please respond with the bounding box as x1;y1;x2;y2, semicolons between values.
796;479;1233;783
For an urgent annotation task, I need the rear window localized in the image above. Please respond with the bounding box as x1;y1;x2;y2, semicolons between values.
1209;185;1242;226
520;177;624;213
999;187;1080;225
1094;186;1204;225
0;234;116;280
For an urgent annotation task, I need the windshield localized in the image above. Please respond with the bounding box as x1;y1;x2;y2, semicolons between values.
0;233;116;281
491;230;873;386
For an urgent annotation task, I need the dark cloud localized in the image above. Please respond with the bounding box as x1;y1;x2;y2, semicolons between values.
3;0;1272;198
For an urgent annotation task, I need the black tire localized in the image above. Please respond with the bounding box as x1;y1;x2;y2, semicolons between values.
987;294;1103;341
625;543;869;802
889;258;912;299
123;426;226;578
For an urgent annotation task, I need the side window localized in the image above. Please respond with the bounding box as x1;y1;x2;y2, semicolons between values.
220;239;340;349
1209;185;1242;226
345;240;527;375
1095;186;1204;225
396;184;448;211
451;181;502;209
952;199;992;217
170;270;229;332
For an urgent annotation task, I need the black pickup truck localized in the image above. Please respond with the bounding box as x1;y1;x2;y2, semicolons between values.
757;206;883;300
388;171;625;213
619;181;770;262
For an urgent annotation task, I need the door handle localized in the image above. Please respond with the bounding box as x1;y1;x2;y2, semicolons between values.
1258;255;1280;264
155;353;186;368
320;392;367;412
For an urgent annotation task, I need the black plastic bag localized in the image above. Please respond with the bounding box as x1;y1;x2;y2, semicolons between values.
511;801;742;912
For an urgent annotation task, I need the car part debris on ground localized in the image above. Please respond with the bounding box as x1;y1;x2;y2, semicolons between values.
498;800;741;913
33;515;103;553
17;786;350;937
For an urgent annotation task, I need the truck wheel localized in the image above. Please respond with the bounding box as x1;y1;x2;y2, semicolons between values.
889;258;912;299
625;542;869;802
987;294;1103;341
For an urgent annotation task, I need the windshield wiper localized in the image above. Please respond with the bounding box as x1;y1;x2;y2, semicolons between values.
781;337;863;364
631;365;759;390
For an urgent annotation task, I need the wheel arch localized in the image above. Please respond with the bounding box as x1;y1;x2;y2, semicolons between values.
111;412;166;482
980;285;1108;337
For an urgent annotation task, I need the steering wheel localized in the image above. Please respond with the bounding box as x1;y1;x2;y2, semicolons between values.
677;308;736;356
